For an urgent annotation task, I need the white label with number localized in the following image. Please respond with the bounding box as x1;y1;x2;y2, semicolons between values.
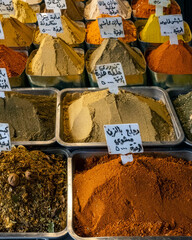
0;68;11;91
45;0;67;11
149;0;170;7
0;123;11;152
104;124;143;155
98;0;119;16
37;13;63;37
159;14;184;36
95;62;126;93
0;0;14;14
98;17;125;38
0;22;4;39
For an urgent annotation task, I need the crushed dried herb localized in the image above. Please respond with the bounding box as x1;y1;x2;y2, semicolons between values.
0;146;67;232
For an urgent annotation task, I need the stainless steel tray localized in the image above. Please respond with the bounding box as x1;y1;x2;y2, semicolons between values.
167;88;192;146
57;86;184;148
5;88;59;146
0;148;69;239
68;149;192;240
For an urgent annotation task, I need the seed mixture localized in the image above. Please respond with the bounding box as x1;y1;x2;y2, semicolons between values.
0;146;67;232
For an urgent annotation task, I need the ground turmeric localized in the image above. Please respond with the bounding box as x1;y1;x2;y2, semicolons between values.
132;0;181;18
146;40;192;74
86;15;137;45
140;14;191;43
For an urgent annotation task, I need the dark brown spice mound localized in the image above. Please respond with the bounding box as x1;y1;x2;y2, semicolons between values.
0;146;67;232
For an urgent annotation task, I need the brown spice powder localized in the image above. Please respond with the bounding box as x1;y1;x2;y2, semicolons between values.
73;153;192;237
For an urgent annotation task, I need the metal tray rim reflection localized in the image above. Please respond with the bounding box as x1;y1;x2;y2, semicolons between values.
57;86;185;148
68;149;192;240
0;147;70;239
9;87;59;146
167;87;192;146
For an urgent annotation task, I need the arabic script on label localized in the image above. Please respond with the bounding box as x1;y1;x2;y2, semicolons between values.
159;14;184;36
95;62;126;90
0;0;14;15
45;0;67;11
98;17;125;38
149;0;170;7
37;13;63;37
0;68;11;91
98;0;119;16
104;124;143;155
0;123;11;152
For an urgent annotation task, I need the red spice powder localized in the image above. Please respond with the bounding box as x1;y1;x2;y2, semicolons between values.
73;153;192;237
0;45;27;77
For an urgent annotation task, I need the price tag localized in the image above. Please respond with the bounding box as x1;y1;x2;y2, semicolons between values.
159;14;184;44
0;68;11;91
36;13;63;37
0;22;4;39
45;0;67;12
98;17;125;38
104;124;143;155
149;0;170;7
95;62;126;94
0;0;14;15
98;0;119;16
0;123;11;152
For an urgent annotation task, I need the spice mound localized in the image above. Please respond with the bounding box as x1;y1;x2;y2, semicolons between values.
0;45;27;77
146;40;192;74
173;91;192;141
73;153;192;237
87;39;146;76
132;0;181;18
0;16;34;47
139;14;190;43
29;35;84;76
0;92;56;141
11;0;37;23
62;89;175;142
33;15;85;46
0;146;67;232
86;16;137;45
84;0;131;20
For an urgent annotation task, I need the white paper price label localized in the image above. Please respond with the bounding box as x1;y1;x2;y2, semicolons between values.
98;17;125;38
0;68;11;91
98;0;119;16
0;22;4;39
159;14;184;44
45;0;67;11
95;62;126;94
159;15;184;35
149;0;170;7
0;0;14;14
104;124;143;155
37;13;63;37
0;123;11;152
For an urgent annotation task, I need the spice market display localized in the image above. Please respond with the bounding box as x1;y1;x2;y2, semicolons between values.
0;0;191;239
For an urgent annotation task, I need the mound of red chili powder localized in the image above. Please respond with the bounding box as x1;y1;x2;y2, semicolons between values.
0;45;27;77
73;153;192;237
